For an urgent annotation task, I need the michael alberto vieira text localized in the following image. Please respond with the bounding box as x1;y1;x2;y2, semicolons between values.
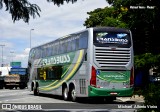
118;104;157;109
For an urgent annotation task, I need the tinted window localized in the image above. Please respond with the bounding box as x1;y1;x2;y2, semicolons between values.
37;66;62;80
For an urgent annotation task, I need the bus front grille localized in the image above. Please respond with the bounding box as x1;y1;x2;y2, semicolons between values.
94;46;131;69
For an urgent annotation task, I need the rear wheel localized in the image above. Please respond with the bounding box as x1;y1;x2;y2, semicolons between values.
70;87;77;102
33;86;39;96
63;87;69;101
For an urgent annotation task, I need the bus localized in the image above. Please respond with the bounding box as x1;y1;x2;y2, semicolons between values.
27;27;134;102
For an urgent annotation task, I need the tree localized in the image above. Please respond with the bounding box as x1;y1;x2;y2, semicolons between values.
84;7;128;28
0;0;77;23
134;53;160;88
134;53;160;112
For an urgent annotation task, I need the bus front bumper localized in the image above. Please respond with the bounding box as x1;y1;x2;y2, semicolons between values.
88;86;134;97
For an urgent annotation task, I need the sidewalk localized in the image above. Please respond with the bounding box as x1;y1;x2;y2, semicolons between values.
116;95;144;103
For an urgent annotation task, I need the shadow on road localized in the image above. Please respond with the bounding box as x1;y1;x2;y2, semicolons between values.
75;98;136;104
29;93;136;104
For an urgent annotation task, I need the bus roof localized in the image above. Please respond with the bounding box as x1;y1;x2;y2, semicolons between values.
30;27;130;50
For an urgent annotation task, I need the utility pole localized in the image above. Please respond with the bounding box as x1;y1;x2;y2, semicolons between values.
10;51;14;62
30;29;34;49
0;44;5;67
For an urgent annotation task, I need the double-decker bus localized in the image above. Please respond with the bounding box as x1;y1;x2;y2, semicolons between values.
27;27;134;102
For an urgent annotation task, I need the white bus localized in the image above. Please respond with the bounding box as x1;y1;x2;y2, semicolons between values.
28;27;134;101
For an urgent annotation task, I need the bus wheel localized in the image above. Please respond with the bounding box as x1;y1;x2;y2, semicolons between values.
70;87;76;102
63;87;68;101
33;86;39;96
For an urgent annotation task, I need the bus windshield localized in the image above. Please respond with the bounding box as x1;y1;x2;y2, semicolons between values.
93;31;131;47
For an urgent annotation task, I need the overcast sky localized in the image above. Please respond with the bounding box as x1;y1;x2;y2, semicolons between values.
0;0;108;67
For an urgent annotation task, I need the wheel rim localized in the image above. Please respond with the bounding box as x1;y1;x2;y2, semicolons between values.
71;89;76;101
63;88;68;100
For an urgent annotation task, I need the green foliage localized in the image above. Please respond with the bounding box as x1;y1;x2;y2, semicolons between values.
101;17;128;28
134;53;160;72
139;83;160;112
135;54;160;112
84;7;128;28
143;84;160;105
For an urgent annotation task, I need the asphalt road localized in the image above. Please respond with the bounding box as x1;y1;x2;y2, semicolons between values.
0;89;144;112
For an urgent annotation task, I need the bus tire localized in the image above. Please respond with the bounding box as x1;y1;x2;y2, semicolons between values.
33;86;39;96
63;87;69;101
70;87;76;102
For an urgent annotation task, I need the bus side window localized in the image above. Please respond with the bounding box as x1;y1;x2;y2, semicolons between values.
56;66;62;79
46;66;62;80
53;66;62;79
47;67;55;79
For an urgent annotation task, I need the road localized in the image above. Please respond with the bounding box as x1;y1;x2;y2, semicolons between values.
0;89;144;112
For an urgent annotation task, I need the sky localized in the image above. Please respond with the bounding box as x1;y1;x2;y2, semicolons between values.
0;0;108;67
